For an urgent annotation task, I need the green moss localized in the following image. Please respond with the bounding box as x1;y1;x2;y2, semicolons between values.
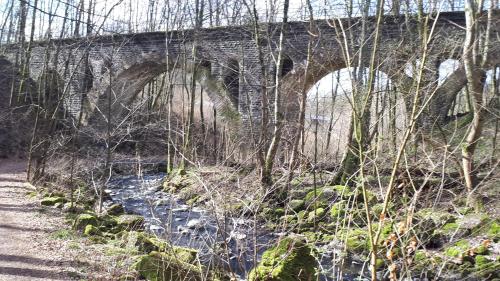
281;215;297;224
343;228;369;254
304;186;335;207
442;222;459;233
414;250;427;262
26;191;37;198
275;208;285;217
133;251;202;281
380;222;394;243
73;213;98;230
375;258;385;270
445;240;470;258
307;208;325;223
116;214;144;230
50;229;75;240
475;255;489;267
290;177;305;187
129;231;168;253
297;210;307;221
41;196;67;206
473;255;500;279
107;204;124;216
163;170;193;193
415;208;456;226
488;222;500;239
186;195;200;206
84;225;101;236
173;247;198;264
474;244;489;255
332;185;353;198
329;201;346;222
248;236;317;281
288;200;305;212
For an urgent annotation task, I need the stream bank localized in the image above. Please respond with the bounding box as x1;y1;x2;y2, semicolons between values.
32;161;500;281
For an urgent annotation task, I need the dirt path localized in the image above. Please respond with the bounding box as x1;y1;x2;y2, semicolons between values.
0;159;116;281
0;159;73;280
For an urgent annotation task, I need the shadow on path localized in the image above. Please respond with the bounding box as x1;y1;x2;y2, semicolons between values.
0;177;26;183
0;266;67;280
0;224;49;233
0;254;89;267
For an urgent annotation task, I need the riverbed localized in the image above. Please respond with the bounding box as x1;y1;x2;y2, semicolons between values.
105;174;368;280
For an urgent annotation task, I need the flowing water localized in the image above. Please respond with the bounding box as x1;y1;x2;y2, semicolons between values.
105;174;367;280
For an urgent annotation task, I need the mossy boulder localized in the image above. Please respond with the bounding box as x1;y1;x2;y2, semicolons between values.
290;177;306;187
487;221;500;240
415;208;456;226
84;224;101;236
288;199;305;212
248;236;317;281
133;251;202;281
41;196;67;206
336;228;371;255
307;208;325;223
73;213;98;230
116;214;145;230
123;231;168;253
473;255;500;279
289;189;308;200
329;201;346;222
163;170;193;193
173;246;198;264
331;185;353;198
456;213;490;234
99;215;119;231
106;204;125;216
444;239;471;258
305;186;335;208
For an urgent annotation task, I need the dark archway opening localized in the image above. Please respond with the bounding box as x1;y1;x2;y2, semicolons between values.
224;59;239;108
281;55;294;77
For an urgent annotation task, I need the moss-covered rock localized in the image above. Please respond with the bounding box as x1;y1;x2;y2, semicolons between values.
248;236;317;281
329;201;346;222
305;186;335;208
456;213;490;234
331;185;353;198
415;208;456;226
288;199;305;212
289;189;308;200
106;203;125;216
307;208;325;223
342;228;369;255
124;231;168;253
41;196;67;206
444;239;471;258
473;255;500;279
73;213;98;230
163;170;193;193
173;247;198;264
84;224;101;236
290;177;306;187
116;214;144;230
133;251;202;281
274;208;285;217
487;221;500;240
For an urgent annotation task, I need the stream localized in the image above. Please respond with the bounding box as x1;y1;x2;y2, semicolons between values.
105;174;368;280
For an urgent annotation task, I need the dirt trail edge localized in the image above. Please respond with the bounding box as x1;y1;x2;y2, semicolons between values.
0;159;107;281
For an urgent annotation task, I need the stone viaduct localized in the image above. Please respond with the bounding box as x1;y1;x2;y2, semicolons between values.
2;10;500;128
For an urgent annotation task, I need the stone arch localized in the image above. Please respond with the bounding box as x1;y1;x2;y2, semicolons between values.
281;56;406;160
222;58;240;108
280;54;294;77
87;58;239;124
